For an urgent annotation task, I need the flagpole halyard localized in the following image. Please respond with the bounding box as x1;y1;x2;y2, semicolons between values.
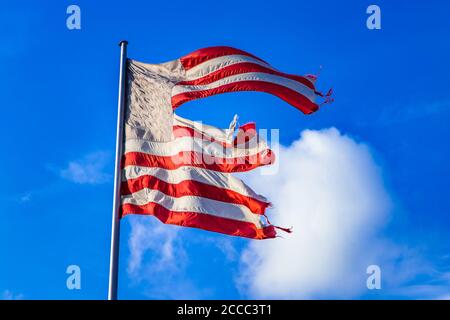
108;40;128;301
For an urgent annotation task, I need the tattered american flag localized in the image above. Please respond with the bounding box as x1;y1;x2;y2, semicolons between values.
120;46;331;239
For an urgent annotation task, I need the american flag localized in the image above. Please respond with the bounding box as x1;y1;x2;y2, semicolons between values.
120;46;331;239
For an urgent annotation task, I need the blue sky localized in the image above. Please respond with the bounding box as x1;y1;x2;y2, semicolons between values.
1;0;450;299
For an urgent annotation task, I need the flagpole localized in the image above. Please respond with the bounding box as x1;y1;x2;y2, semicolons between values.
108;40;128;301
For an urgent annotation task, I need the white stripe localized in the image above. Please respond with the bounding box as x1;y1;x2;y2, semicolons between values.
124;136;269;159
122;165;268;203
121;188;266;227
172;72;316;102
185;54;271;80
173;114;259;148
173;114;232;144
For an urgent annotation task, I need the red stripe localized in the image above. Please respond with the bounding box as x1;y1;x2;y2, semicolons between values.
121;174;270;214
180;46;267;71
179;62;315;90
234;122;257;146
121;202;276;239
122;150;275;173
172;81;319;114
237;122;256;132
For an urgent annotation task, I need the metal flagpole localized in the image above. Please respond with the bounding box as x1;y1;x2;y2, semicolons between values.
108;40;128;300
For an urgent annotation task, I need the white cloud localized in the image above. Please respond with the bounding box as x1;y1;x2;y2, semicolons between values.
238;128;393;299
60;151;111;184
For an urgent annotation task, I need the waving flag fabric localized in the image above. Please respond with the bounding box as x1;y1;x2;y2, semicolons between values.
121;46;330;239
121;114;277;239
172;46;332;113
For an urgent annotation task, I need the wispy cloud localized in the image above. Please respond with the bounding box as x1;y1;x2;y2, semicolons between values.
377;99;450;126
59;151;111;185
210;238;238;262
19;193;32;203
5;151;111;204
2;290;24;300
127;216;206;299
128;217;183;276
